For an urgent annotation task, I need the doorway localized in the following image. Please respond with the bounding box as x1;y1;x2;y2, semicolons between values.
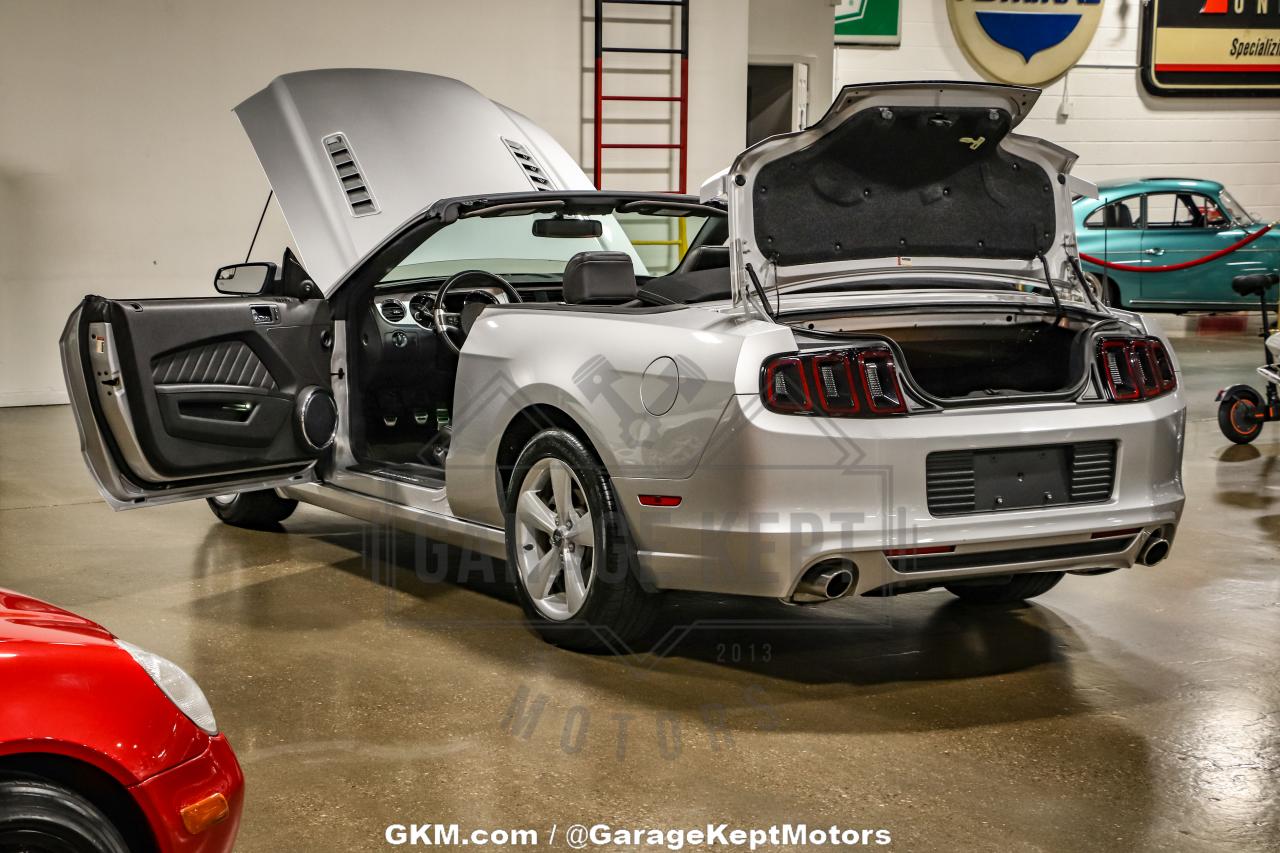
747;62;808;146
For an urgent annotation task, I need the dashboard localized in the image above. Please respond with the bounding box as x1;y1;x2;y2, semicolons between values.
372;285;514;330
360;279;563;384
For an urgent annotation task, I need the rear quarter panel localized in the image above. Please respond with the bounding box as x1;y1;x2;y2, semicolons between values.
445;305;793;527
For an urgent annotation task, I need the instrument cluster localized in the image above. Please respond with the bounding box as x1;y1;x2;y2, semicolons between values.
375;286;505;330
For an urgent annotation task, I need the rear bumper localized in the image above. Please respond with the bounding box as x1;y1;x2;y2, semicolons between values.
132;734;244;853
615;393;1186;598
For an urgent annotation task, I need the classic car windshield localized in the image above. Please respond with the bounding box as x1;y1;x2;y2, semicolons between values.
1219;190;1257;226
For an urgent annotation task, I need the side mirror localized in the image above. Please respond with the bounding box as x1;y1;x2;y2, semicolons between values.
532;217;603;239
214;262;276;295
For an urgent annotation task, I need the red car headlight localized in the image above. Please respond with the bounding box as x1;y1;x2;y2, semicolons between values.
117;640;218;735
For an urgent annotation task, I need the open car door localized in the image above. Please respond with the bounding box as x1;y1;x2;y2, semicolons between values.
59;270;336;509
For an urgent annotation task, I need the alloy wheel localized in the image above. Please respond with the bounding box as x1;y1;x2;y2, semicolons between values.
513;458;596;621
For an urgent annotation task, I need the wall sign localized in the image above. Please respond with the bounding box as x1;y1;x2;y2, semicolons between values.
947;0;1105;86
835;0;901;46
1142;0;1280;96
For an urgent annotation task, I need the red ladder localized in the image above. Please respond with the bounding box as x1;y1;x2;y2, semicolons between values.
592;0;690;197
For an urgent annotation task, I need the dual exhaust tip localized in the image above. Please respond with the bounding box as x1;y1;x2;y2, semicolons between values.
791;560;857;604
1138;532;1171;567
791;532;1169;603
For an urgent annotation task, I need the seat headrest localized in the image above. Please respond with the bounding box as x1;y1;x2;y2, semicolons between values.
682;245;730;273
1232;272;1279;297
562;251;637;304
1106;204;1134;228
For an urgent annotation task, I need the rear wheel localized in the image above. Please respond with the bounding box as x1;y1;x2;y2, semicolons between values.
206;489;298;528
1218;387;1264;444
0;777;129;853
505;429;659;652
1084;272;1109;306
946;571;1063;604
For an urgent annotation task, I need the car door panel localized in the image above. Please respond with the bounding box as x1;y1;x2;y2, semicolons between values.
64;293;334;505
1139;192;1250;307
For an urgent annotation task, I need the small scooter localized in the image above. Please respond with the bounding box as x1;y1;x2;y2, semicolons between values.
1217;272;1280;443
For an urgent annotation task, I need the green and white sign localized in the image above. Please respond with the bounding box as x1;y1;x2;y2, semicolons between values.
835;0;901;46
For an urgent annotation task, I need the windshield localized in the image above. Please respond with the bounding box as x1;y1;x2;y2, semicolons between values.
382;210;712;283
1219;190;1257;226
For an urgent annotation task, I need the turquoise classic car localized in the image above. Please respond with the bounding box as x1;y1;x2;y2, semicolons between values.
1073;178;1278;312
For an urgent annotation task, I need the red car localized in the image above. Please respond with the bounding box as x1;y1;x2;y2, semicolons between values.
0;589;243;852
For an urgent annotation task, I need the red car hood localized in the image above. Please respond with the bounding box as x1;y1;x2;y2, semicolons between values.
0;588;117;646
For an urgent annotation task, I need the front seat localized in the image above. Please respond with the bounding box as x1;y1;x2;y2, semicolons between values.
1106;203;1134;228
562;251;638;305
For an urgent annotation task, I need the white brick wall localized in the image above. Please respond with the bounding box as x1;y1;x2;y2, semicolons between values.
835;2;1280;224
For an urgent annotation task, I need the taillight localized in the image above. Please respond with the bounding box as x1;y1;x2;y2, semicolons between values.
811;352;860;415
1096;336;1177;402
763;355;812;413
1149;340;1177;393
857;348;908;414
761;347;906;417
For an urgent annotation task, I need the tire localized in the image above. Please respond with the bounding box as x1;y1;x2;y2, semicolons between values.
945;571;1063;604
0;777;130;853
206;489;298;528
1084;272;1110;306
1218;387;1264;445
1084;272;1122;308
504;429;660;652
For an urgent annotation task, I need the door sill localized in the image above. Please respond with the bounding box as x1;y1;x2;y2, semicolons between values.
283;481;505;559
1129;300;1255;312
350;461;445;489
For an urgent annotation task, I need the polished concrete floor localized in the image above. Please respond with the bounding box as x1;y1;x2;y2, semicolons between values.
1;334;1277;853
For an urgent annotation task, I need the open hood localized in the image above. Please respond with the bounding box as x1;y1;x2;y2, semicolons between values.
715;81;1082;292
235;69;593;290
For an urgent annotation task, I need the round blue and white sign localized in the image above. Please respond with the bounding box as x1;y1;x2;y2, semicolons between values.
948;0;1105;86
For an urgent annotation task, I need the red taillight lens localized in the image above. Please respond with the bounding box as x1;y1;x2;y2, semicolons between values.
763;355;812;413
811;352;860;415
856;348;907;414
761;347;907;417
1149;339;1177;393
1096;337;1177;402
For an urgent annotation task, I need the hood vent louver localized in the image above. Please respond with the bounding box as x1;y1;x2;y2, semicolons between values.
502;138;555;191
323;133;380;217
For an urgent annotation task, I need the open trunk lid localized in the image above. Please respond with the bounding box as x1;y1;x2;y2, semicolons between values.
234;68;593;291
710;81;1091;299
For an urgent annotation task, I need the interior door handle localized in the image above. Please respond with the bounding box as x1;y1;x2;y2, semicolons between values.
1144;248;1165;256
250;304;278;325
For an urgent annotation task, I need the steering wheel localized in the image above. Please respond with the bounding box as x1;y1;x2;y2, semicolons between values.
431;270;523;355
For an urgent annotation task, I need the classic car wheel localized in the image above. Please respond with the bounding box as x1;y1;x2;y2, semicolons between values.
505;429;659;651
0;777;130;853
206;490;298;528
945;571;1063;604
1084;272;1115;307
1218;387;1265;444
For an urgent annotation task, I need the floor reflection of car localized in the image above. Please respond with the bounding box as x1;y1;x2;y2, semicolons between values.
1073;178;1279;311
61;71;1185;653
0;589;243;852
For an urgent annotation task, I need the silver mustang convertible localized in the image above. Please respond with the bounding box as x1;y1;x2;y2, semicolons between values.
61;70;1185;650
